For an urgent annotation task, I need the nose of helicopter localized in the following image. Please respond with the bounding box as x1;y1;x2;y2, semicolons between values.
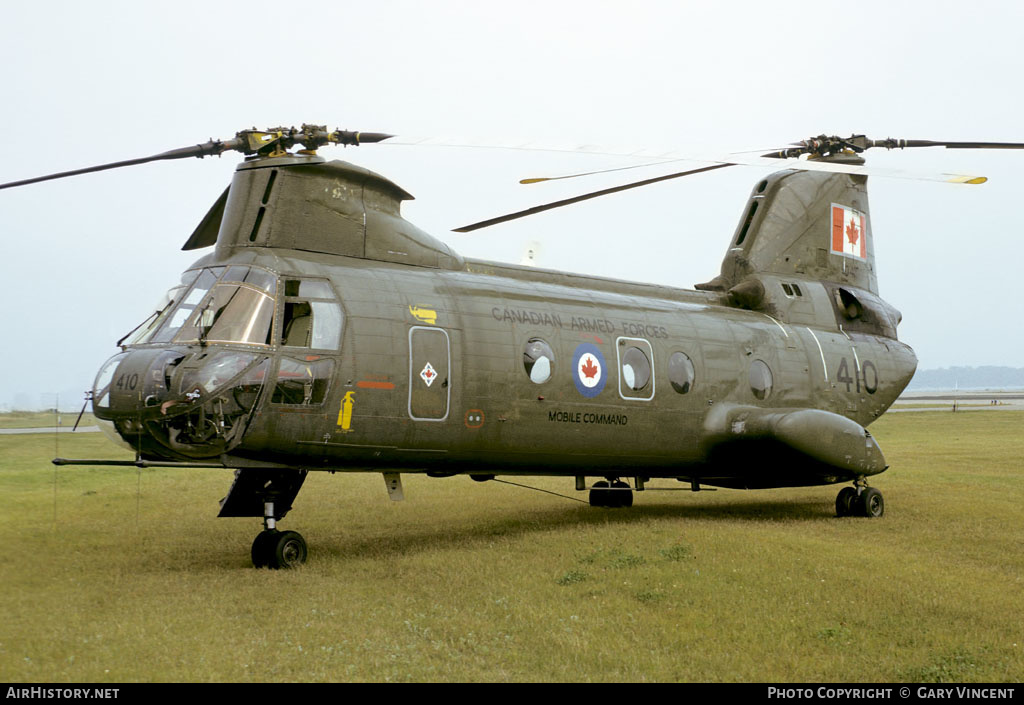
92;348;269;459
91;348;187;452
93;349;184;415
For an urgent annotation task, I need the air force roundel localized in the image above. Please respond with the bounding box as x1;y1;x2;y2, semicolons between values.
572;343;607;398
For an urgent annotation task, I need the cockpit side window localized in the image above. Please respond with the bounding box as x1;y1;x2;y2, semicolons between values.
222;265;276;294
123;268;345;351
282;301;313;346
271;357;334;405
124;269;203;346
280;278;343;350
178;284;275;345
123;284;186;346
149;268;221;343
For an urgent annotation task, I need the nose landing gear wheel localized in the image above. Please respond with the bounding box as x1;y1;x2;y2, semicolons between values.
251;529;308;569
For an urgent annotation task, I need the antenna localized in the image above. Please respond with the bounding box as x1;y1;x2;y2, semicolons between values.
53;392;59;459
52;393;59;531
519;240;542;267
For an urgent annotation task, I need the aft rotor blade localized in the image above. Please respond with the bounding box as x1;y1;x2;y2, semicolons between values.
453;163;734;232
892;139;1024;150
519;159;688;184
455;149;989;232
387;135;991;186
520;152;988;190
518;147;790;185
742;156;988;184
763;134;1024;159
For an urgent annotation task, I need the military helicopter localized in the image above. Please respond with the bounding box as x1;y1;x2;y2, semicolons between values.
5;125;1021;569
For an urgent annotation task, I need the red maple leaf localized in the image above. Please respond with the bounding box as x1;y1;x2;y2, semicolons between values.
845;217;860;247
580;356;599;379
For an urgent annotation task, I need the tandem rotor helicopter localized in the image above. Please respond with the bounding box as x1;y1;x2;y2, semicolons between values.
4;124;1022;568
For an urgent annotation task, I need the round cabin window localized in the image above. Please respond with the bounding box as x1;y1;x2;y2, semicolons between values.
749;359;773;400
621;346;651;391
523;338;554;384
668;352;695;394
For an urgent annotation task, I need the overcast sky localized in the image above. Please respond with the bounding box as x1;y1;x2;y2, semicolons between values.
2;0;1022;409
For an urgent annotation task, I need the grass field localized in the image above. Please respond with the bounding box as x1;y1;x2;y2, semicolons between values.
1;411;1022;682
0;411;96;429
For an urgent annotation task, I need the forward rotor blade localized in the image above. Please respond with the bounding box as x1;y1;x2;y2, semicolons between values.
0;140;237;191
0;126;392;191
381;135;690;159
384;135;778;185
453;163;733;232
519;159;687;184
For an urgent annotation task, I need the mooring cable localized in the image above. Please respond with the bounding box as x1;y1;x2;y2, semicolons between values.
491;478;590;504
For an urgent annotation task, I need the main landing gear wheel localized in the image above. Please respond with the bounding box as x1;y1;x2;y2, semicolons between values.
589;479;633;508
251;529;277;568
589;480;610;507
835;487;858;517
858;487;885;518
251;529;308;569
611;480;633;508
835;485;884;518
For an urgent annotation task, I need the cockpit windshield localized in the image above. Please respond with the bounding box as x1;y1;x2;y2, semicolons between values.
127;266;277;347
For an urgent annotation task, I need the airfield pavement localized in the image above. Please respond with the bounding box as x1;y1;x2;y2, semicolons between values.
892;390;1024;412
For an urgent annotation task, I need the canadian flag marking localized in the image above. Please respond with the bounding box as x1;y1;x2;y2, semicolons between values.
831;204;867;259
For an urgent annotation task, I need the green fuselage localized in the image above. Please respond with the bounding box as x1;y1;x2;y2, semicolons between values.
101;247;914;487
92;155;916;492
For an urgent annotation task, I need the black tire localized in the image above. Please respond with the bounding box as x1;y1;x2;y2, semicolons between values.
269;530;308;569
858;487;884;518
251;529;279;568
835;487;858;517
611;480;633;508
589;480;610;507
